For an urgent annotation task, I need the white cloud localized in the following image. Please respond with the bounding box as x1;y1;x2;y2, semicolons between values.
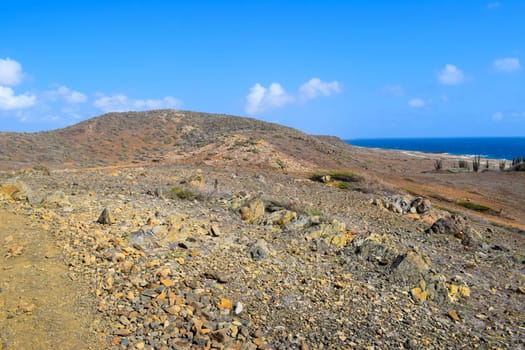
493;57;521;73
245;83;293;114
408;98;426;108
492;111;503;121
438;64;465;85
49;85;88;103
510;111;525;118
487;2;500;9
245;78;341;114
0;58;23;86
0;86;36;110
299;78;342;100
93;94;181;113
381;84;405;97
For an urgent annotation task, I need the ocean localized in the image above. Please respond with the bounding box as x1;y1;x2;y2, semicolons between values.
346;137;525;160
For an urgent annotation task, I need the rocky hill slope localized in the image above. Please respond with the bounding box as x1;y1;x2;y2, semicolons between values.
1;110;524;349
0;110;350;171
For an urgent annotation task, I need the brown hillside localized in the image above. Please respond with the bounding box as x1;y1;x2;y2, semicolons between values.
0;110;349;171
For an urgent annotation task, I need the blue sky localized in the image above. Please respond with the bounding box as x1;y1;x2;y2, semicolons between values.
1;1;524;138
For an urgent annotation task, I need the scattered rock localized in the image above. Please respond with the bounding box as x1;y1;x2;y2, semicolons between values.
307;219;353;248
128;228;159;251
353;233;399;265
264;209;297;226
240;197;265;224
448;309;460;322
97;208;115;225
411;197;432;214
391;248;432;285
249;239;269;261
426;216;460;236
373;195;432;216
44;190;70;208
0;181;30;201
210;224;221;237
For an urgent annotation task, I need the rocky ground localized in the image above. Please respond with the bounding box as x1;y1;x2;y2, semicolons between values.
0;162;523;349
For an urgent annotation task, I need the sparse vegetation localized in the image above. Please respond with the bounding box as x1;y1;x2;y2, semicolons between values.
170;187;196;200
472;155;481;172
310;208;323;216
511;156;525;171
310;170;361;183
32;164;50;175
499;160;506;171
457;200;492;213
336;181;350;189
434;159;443;171
458;160;469;170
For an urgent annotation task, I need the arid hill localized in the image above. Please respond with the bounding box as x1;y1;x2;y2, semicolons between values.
1;109;524;229
1;110;524;348
0;110;351;171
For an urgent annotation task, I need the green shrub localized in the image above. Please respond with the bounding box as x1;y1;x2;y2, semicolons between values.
310;208;323;216
170;187;196;200
310;170;361;183
457;200;492;212
336;181;350;189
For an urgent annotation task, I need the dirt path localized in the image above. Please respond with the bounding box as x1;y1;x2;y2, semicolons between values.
0;209;101;349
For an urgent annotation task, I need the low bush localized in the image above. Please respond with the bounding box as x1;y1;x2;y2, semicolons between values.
457;200;492;212
310;170;361;183
170;187;196;200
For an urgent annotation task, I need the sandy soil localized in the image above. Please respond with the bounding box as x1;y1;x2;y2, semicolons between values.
0;210;103;349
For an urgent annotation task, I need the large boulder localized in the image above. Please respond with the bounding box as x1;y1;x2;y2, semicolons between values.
44;190;71;208
307;219;353;248
426;216;483;248
0;181;31;201
411;197;432;214
352;233;400;265
391;248;432;285
249;239;270;261
373;195;432;215
426;216;461;236
240;197;265;224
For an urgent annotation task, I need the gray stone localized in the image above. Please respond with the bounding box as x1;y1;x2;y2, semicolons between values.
97;208;115;225
249;239;269;261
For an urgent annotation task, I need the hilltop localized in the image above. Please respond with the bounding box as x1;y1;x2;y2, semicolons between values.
0;110;350;171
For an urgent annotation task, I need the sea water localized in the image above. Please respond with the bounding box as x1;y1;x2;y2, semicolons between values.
346;137;525;160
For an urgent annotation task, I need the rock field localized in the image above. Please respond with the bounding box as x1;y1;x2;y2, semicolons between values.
1;163;523;349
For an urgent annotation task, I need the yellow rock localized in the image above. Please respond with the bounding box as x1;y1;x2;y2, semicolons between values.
458;286;471;297
160;278;174;287
407;213;420;220
411;287;428;301
218;298;233;309
448;309;460;322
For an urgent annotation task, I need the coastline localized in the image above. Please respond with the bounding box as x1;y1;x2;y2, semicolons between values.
347;137;525;161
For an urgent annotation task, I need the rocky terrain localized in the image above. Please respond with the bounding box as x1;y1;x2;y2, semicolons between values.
0;110;524;349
